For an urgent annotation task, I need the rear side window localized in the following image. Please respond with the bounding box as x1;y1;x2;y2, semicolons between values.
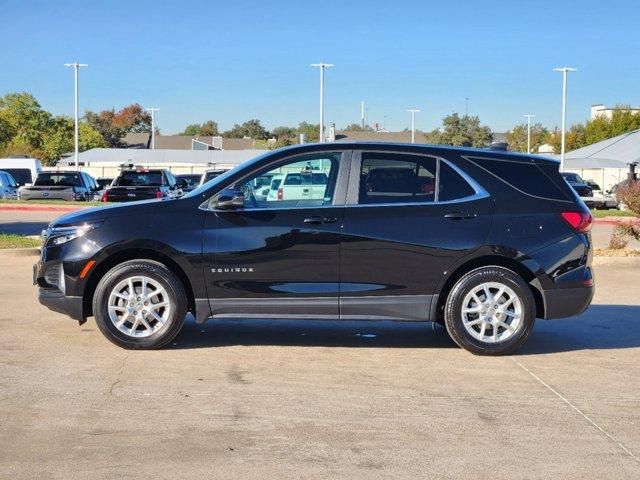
115;171;164;186
359;153;437;204
470;157;570;201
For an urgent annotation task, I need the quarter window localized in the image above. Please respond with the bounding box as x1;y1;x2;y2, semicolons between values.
438;162;476;201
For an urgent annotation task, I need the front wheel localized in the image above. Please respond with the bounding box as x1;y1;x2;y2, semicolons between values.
444;266;536;355
93;260;187;349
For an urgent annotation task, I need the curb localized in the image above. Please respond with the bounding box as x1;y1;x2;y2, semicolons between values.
0;247;41;257
594;217;639;226
0;204;84;213
592;255;640;266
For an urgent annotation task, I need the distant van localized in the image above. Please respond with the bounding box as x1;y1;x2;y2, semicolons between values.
0;156;44;186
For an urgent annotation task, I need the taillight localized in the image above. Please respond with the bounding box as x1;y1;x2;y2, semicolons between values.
561;211;593;233
277;187;283;200
101;190;108;203
156;190;163;199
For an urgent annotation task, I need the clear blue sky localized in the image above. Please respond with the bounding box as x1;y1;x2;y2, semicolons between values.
1;0;638;134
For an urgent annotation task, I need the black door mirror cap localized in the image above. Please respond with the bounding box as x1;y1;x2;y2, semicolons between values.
213;189;244;210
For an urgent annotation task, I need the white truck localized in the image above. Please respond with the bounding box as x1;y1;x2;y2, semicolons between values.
266;171;329;202
0;156;43;186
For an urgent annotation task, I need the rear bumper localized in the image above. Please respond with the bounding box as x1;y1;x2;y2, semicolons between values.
38;287;84;322
542;285;594;319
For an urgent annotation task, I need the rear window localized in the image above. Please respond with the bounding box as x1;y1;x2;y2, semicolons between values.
471;157;569;201
115;171;164;187
34;172;82;187
270;178;282;190
203;171;223;183
312;173;328;185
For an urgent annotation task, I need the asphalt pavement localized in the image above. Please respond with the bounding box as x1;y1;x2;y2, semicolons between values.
0;252;639;479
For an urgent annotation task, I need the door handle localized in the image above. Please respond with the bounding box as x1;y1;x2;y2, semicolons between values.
444;212;477;220
303;216;337;225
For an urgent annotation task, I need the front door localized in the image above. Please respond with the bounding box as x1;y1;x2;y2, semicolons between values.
339;150;494;321
202;151;350;319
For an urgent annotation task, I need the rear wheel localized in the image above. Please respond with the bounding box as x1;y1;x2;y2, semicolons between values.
444;266;535;355
93;260;187;349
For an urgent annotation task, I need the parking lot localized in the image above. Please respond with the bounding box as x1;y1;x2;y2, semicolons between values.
1;252;639;479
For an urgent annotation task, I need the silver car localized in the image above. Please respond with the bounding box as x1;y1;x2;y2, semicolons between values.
0;171;19;199
19;171;98;201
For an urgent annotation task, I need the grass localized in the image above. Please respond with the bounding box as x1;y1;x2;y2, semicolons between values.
590;209;638;218
0;199;104;206
0;234;42;249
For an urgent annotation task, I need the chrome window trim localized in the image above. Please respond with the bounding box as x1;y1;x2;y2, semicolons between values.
199;150;350;212
347;150;489;208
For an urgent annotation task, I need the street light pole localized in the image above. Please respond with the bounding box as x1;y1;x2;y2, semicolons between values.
361;100;365;130
310;62;334;143
553;67;577;171
64;62;88;171
465;97;469;116
524;114;535;154
146;108;160;149
407;109;420;143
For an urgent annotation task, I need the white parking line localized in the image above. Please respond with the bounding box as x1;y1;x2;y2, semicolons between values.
510;356;640;465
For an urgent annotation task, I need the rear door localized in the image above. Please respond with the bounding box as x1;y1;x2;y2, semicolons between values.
339;150;494;321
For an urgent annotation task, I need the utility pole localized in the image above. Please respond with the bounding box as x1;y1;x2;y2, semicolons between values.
310;62;334;143
361;100;365;130
465;97;469;116
524;114;535;153
146;108;160;149
407;109;420;143
64;62;88;171
553;67;577;171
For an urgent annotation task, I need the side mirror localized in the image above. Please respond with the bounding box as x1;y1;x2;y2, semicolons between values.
212;189;244;210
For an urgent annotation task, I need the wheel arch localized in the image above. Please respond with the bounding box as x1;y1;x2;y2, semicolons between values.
82;248;196;320
435;255;545;321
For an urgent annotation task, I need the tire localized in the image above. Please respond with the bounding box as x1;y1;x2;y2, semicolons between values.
444;266;535;355
93;259;187;349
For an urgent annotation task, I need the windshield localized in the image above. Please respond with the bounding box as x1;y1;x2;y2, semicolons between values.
0;172;18;187
34;172;82;187
115;171;164;186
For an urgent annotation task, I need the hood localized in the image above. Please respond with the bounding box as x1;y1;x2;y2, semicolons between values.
50;198;174;228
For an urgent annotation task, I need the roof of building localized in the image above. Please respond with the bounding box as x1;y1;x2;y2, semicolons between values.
333;130;427;143
564;129;640;169
57;148;267;167
122;133;255;150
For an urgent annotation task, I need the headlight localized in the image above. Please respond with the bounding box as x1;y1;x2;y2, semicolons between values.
44;223;100;246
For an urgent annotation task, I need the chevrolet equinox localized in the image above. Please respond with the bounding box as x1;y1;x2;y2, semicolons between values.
34;143;594;355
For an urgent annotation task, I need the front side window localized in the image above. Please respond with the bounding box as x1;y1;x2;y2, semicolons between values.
359;152;437;204
235;153;341;209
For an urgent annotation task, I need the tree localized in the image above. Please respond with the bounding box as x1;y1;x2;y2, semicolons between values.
181;124;199;136
343;123;374;132
0;92;52;151
85;103;151;147
181;120;219;136
506;122;550;153
223;119;269;140
38;117;106;165
425;113;492;147
297;122;320;143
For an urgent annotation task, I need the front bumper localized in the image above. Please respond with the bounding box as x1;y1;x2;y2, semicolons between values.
37;287;84;321
542;285;594;319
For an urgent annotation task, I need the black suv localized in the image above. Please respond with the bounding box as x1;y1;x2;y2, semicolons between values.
102;166;183;202
34;143;594;355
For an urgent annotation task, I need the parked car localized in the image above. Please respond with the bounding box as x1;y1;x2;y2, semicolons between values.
35;143;594;355
0;170;20;199
96;178;114;190
102;166;183;202
199;169;227;186
20;171;99;201
0;156;43;186
584;179;618;210
266;170;329;201
560;172;594;207
175;174;201;193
